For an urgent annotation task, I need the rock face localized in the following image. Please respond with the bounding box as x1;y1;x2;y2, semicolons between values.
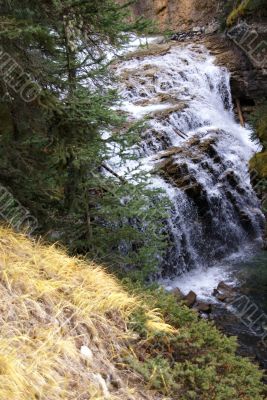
155;131;264;251
118;0;219;31
202;34;267;103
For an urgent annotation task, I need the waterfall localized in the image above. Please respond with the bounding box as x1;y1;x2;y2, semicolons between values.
109;40;265;278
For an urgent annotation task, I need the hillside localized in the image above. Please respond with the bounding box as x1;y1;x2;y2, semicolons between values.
0;226;173;399
0;226;265;399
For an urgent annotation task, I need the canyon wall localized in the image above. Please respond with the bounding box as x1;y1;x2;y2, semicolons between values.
121;0;219;31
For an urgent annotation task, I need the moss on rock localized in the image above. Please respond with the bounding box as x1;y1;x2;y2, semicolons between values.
250;151;267;179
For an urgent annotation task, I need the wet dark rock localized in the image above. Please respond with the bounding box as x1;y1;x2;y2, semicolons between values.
236;184;246;195
217;281;234;292
239;210;254;233
225;170;239;187
195;302;212;313
171;287;184;301
215;281;236;303
225;190;238;207
213;155;222;164
184;182;203;199
216;293;231;302
205;144;218;159
178;175;193;188
184;290;197;307
171;29;204;42
239;210;251;222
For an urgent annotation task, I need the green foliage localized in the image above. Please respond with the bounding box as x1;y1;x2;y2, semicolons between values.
123;281;266;399
0;0;167;277
249;102;267;147
249;102;267;182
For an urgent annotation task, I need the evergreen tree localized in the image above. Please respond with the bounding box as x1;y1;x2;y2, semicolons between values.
0;0;169;278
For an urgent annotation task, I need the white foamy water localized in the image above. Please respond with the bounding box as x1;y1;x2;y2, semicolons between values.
120;101;174;119
163;263;235;301
107;39;264;290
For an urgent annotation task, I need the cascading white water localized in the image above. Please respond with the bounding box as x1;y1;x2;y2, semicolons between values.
108;39;265;284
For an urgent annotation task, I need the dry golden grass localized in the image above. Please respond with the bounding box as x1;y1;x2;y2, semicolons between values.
0;226;172;400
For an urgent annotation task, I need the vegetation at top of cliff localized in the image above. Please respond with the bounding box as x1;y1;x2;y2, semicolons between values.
0;226;265;399
0;0;168;278
225;0;267;26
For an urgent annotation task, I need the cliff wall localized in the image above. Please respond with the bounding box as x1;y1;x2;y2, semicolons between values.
121;0;219;30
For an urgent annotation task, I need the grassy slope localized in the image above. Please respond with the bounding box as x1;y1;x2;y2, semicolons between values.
0;226;174;400
0;226;265;399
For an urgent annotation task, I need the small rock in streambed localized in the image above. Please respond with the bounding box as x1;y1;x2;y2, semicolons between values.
192;26;203;33
170;28;204;42
217;281;234;292
184;290;197;307
171;287;184;301
213;281;237;303
195;302;212;313
216;293;232;303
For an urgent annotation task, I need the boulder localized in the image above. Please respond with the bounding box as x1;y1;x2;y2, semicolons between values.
217;281;234;292
171;287;184;301
204;21;219;35
196;302;212;313
184;290;197;307
215;281;236;303
216;293;231;302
